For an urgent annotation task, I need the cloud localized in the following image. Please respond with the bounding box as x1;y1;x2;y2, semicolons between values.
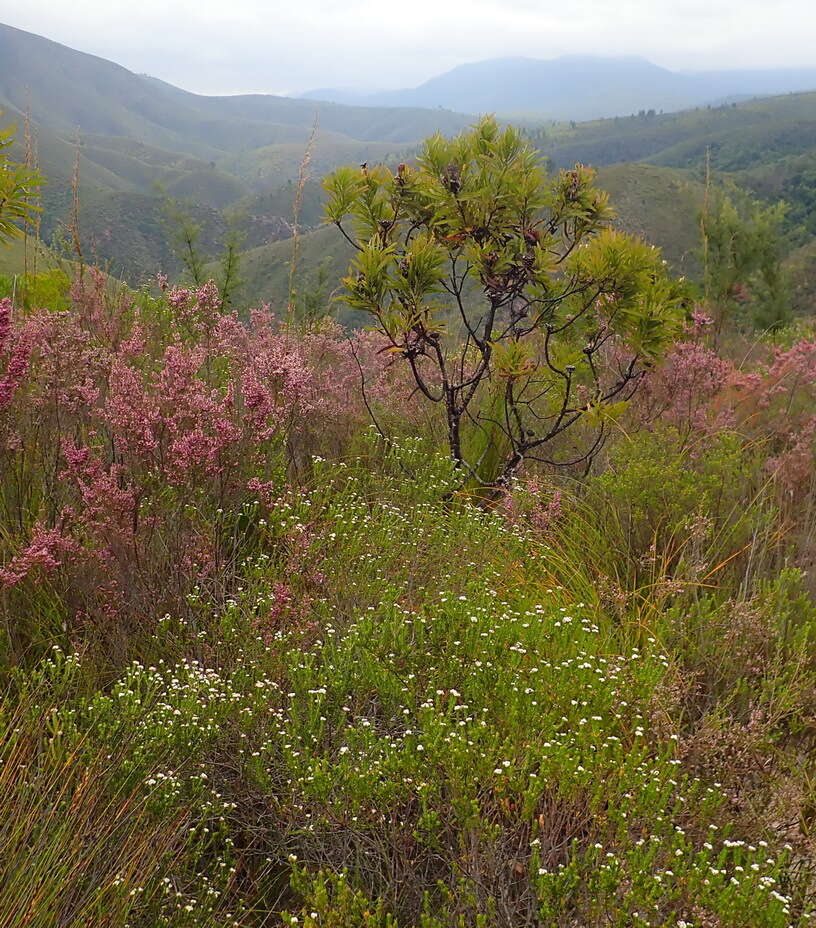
1;0;814;94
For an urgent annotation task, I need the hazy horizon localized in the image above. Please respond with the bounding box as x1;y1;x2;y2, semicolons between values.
1;0;815;97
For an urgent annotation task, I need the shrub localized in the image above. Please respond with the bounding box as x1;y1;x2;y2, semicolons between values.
0;277;415;664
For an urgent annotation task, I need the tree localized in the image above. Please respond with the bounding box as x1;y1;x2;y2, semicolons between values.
163;198;205;286
218;208;247;309
324;117;687;491
0;115;41;244
700;183;791;335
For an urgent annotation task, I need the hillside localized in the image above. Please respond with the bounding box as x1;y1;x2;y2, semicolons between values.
227;90;816;313
0;23;472;156
734;151;816;239
0;22;473;282
303;55;816;120
220;224;356;319
539;92;816;171
218;134;409;192
3;23;816;309
594;163;704;276
0;232;58;276
232;148;816;318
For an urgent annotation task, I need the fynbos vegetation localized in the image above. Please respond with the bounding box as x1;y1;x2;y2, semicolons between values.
1;72;816;928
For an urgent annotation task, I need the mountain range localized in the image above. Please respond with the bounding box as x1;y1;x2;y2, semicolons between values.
0;22;472;155
302;56;816;121
0;22;472;280
0;21;815;318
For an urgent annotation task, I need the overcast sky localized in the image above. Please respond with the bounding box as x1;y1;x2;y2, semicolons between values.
2;0;815;95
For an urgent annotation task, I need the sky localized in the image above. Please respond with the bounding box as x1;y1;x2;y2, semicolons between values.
1;0;815;96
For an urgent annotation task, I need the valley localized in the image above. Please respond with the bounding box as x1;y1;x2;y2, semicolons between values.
2;21;815;314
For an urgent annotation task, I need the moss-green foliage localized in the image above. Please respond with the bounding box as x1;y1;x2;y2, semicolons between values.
589;428;760;565
700;187;792;331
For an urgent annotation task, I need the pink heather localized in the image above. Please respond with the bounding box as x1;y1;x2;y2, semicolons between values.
0;522;79;588
0;297;12;349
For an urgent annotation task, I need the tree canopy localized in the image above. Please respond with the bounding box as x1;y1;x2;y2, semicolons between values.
325;116;688;489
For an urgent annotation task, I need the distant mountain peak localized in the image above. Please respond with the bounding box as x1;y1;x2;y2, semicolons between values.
301;54;816;120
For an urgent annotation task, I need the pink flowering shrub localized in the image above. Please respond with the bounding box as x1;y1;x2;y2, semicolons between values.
0;521;80;588
635;310;816;494
0;298;34;413
0;279;415;656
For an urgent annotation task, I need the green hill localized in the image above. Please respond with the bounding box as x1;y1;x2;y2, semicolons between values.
227;92;816;314
219;134;410;190
0;23;472;159
238;179;326;230
541;92;816;172
595;163;705;277
223;224;354;315
0;22;477;286
734;151;816;240
3;22;816;311
0;233;59;276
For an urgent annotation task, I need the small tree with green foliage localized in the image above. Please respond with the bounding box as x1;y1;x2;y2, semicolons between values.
700;186;791;335
0;115;41;244
324;117;687;490
163;197;244;306
163;198;205;286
